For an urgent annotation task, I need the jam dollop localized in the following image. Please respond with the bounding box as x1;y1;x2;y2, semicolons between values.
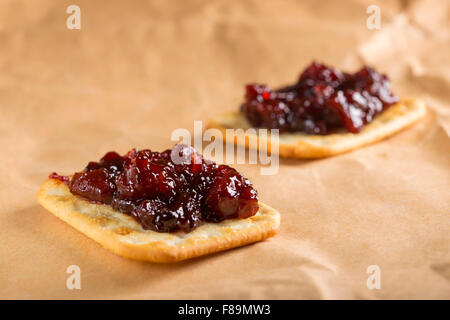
241;62;399;134
50;145;259;233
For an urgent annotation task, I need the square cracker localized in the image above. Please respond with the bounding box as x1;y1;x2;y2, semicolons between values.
37;179;280;263
207;98;427;158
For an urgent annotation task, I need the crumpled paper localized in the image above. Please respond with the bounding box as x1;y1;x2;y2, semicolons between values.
0;0;448;299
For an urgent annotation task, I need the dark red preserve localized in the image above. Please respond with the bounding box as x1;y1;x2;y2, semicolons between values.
49;145;259;233
241;61;399;134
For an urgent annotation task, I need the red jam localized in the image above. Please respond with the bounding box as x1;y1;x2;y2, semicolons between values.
49;145;259;233
241;62;399;134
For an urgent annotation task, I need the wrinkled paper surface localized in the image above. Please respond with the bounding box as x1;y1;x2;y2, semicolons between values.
0;0;449;299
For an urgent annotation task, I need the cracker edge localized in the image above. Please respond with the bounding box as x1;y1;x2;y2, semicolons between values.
206;98;427;158
37;179;280;263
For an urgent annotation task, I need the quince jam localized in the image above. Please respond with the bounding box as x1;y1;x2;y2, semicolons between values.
49;145;259;233
241;62;399;134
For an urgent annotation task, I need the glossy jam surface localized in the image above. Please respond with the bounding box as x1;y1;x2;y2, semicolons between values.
50;145;259;233
241;62;399;134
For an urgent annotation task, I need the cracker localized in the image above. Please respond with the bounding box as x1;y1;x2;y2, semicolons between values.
207;98;427;158
37;179;280;263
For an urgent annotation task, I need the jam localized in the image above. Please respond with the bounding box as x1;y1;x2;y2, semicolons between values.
49;145;259;233
241;62;399;134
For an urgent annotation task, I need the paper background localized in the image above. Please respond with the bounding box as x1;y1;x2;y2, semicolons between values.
0;0;449;299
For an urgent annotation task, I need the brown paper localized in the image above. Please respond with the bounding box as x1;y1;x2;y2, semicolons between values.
0;0;449;299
